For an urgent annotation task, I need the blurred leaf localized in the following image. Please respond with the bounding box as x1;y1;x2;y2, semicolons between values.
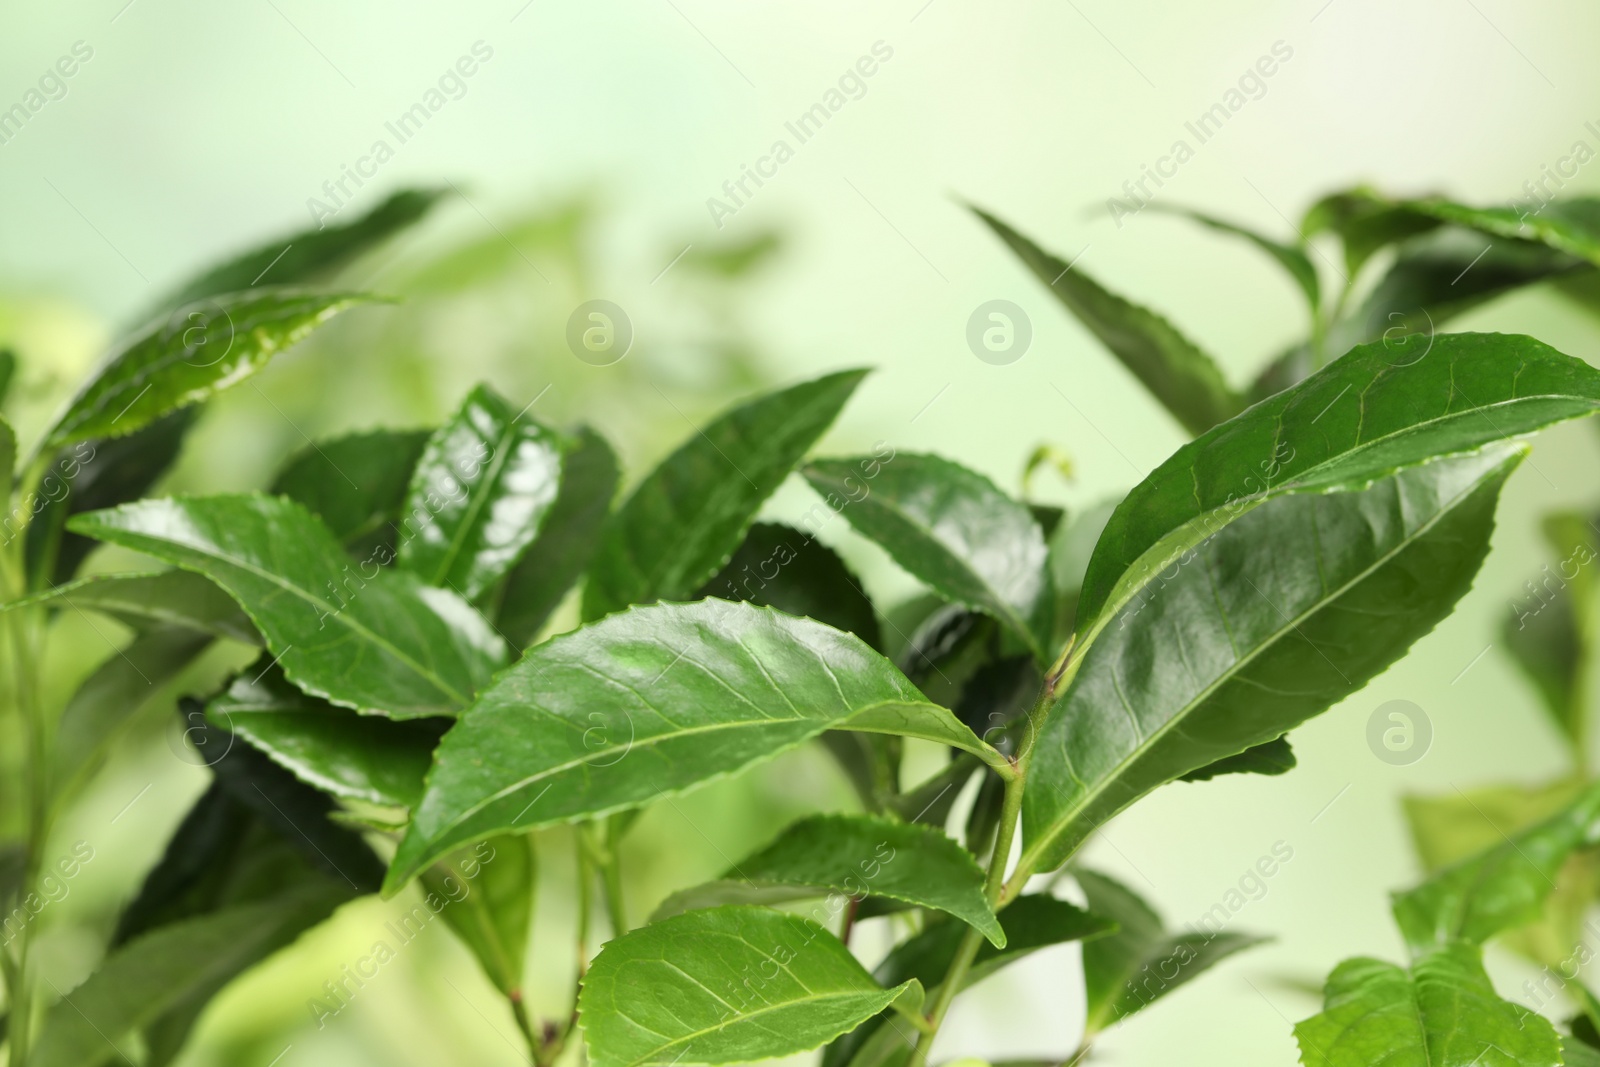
1503;511;1598;755
1150;204;1318;309
652;813;1002;946
805;453;1053;661
1180;736;1296;783
1301;186;1442;277
423;835;535;997
579;906;921;1067
1411;195;1600;267
681;230;783;277
583;370;867;620
0;348;15;410
69;494;506;718
270;427;430;558
1046;496;1117;644
976;207;1243;435
2;570;258;645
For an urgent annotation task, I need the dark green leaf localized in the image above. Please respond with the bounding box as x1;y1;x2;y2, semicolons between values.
1301;186;1442;277
578;905;920;1067
494;425;618;647
1079;333;1600;631
805;453;1053;660
1391;781;1600;954
1179;736;1296;783
652;813;1002;946
41;289;369;451
1078;869;1265;1034
423;836;534;996
0;348;14;409
387;599;1005;892
698;522;882;651
398;383;567;600
68;494;506;718
582;370;867;620
895;604;998;709
1024;447;1522;874
211;664;446;808
2;570;258;645
1294;942;1561;1067
1411;195;1600;267
1150;204;1318;308
270;427;430;557
976;207;1243;435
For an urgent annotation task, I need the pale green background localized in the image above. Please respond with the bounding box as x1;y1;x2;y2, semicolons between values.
4;1;1600;1064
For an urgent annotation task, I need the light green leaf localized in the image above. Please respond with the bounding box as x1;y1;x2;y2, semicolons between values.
1150;204;1319;309
1392;781;1600;955
423;836;534;997
398;383;567;600
582;370;867;620
804;453;1053;660
976;207;1243;435
1503;511;1598;754
1079;333;1600;632
651;813;1002;946
211;664;446;808
41;289;369;451
578;905;920;1067
387;599;1004;892
1;570;258;645
1078;869;1265;1034
494;425;618;647
68;494;506;718
1024;446;1523;874
270;427;430;557
1294;941;1561;1067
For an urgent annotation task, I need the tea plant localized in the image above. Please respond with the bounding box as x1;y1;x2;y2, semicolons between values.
4;181;1600;1067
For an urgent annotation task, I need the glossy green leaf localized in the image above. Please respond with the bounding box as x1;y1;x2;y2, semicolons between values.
494;425;618;647
32;883;348;1067
270;427;430;557
41;289;369;451
652;813;1002;946
423;836;535;997
976;207;1243;435
1294;941;1561;1067
156;188;446;310
1150;204;1318;308
698;522;883;651
1410;195;1600;267
387;599;1004;892
68;494;506;718
1179;736;1296;783
1079;333;1600;631
211;664;446;808
1024;446;1522;874
1392;781;1600;954
1078;869;1265;1034
582;369;867;620
578;905;920;1067
2;570;258;645
398;383;567;600
804;454;1052;660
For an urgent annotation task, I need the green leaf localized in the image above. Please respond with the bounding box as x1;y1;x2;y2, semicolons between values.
1079;333;1600;631
1301;186;1442;277
1410;195;1600;267
494;425;618;647
32;883;348;1067
582;370;867;620
387;599;1004;892
824;896;1111;1067
651;813;1002;946
698;522;883;651
1;570;258;645
976;207;1243;435
1078;869;1265;1034
1294;941;1561;1067
1150;204;1319;309
1503;511;1598;753
578;905;921;1067
804;453;1053;659
1024;446;1523;874
1179;736;1296;782
211;664;446;808
1392;781;1600;955
1047;497;1117;644
270;427;430;557
0;412;13;507
68;494;506;718
0;348;15;410
398;383;567;600
156;188;447;310
422;836;534;996
41;289;369;452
